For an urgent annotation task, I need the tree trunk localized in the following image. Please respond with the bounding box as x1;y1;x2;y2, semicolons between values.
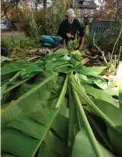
43;0;47;9
35;2;38;10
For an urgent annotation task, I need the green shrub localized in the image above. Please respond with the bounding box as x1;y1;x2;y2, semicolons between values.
38;0;68;34
3;36;40;52
88;23;122;58
100;24;122;56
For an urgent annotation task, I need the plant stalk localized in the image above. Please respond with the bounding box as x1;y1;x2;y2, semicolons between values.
111;28;122;60
73;88;103;157
55;75;68;108
70;74;115;127
93;32;108;65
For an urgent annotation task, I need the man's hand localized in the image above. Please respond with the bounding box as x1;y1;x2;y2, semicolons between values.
66;33;74;38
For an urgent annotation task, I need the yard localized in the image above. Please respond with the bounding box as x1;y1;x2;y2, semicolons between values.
1;0;122;157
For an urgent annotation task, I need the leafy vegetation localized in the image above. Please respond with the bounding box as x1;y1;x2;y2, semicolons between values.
89;23;122;57
100;24;122;57
88;23;122;72
1;49;122;157
2;36;41;57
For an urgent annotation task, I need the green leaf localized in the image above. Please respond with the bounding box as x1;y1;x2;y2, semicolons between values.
1;83;8;99
116;62;122;108
54;48;69;55
2;96;59;157
72;129;114;157
7;114;48;140
45;59;70;72
55;75;68;108
52;113;68;140
108;125;122;156
59;98;69;118
44;52;82;73
1;59;29;83
3;78;30;95
44;131;66;155
71;129;96;157
2;75;68;157
94;79;109;90
104;87;119;96
38;142;59;157
93;99;122;126
1;59;29;75
1;74;56;127
119;89;122;109
2;128;39;157
2;101;61;157
94;78;118;96
20;64;44;79
68;86;77;147
70;74;115;127
1;153;16;157
87;112;112;150
98;142;115;157
85;84;115;104
12;83;38;100
78;66;106;76
72;89;103;157
1;72;22;101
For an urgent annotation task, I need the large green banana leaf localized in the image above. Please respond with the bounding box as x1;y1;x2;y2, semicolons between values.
2;108;61;157
108;125;122;157
51;112;69;140
1;59;30;83
1;50;121;157
75;66;106;76
1;74;55;127
93;99;122;126
86;112;112;150
84;84;115;104
70;74;115;127
37;98;69;157
72;87;103;157
71;129;114;157
71;84;115;157
70;73;122;156
1;153;16;157
68;86;78;148
1;75;68;157
2;78;30;100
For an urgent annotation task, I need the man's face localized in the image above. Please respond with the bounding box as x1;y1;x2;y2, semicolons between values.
68;16;74;24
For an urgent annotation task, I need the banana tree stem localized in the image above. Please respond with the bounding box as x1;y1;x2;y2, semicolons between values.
73;89;103;157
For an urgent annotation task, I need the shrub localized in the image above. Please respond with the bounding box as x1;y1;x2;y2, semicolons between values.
100;23;122;57
2;36;40;53
88;23;122;58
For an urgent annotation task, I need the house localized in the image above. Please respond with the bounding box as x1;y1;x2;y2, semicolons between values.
114;0;122;8
76;0;97;22
67;0;97;22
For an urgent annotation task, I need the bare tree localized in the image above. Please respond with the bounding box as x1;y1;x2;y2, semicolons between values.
1;0;20;18
43;0;47;9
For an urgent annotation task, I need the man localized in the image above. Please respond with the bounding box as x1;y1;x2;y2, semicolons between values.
57;8;84;47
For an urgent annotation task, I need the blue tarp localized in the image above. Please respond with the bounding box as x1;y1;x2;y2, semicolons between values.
40;35;63;47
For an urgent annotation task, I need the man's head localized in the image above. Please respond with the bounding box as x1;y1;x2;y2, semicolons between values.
66;8;76;24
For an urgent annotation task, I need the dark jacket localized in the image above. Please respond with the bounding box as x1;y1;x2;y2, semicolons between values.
57;19;84;41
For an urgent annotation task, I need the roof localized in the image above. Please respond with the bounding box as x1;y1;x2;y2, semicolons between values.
76;0;97;9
